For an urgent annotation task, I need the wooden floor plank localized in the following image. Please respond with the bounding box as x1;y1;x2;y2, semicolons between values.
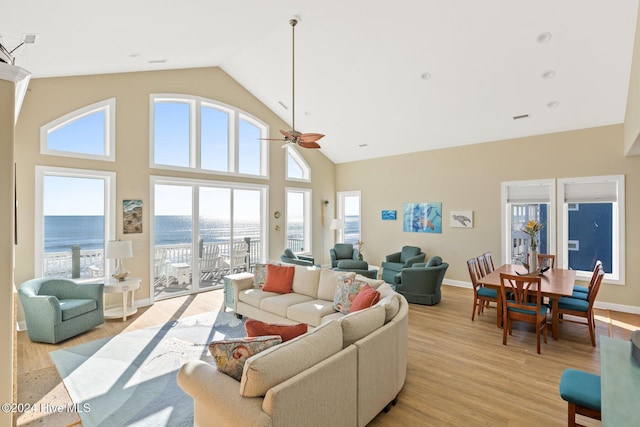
18;285;633;426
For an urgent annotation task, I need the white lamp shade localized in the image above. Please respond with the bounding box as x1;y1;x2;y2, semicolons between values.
106;240;133;259
330;218;344;230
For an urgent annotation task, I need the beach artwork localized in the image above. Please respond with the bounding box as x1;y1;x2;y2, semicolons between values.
123;199;143;234
403;202;442;233
450;210;473;228
381;210;397;220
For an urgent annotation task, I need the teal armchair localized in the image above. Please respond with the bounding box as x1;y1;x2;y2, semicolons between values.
19;278;104;344
280;248;316;267
381;245;426;283
330;243;360;268
393;256;449;305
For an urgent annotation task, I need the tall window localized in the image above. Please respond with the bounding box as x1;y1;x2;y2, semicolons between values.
502;180;555;265
558;175;624;283
337;191;361;245
40;98;116;161
285;188;311;253
285;146;310;182
151;94;268;177
35;166;116;278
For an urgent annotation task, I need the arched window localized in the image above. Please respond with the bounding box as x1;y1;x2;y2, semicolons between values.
285;145;310;182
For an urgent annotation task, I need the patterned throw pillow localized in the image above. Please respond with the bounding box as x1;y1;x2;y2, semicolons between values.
253;263;269;288
209;335;282;381
333;277;368;314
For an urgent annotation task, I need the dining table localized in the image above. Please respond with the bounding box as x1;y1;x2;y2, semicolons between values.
477;264;576;340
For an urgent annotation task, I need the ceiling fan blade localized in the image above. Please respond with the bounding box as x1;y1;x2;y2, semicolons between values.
298;140;321;149
299;133;325;143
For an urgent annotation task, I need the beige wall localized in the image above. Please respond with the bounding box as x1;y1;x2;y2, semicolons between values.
336;124;640;309
0;78;16;426
14;67;336;310
625;3;640;156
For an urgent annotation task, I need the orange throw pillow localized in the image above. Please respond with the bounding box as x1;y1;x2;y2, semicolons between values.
349;284;381;313
263;264;295;293
245;319;308;342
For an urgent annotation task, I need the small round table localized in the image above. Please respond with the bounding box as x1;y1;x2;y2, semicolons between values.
104;277;141;321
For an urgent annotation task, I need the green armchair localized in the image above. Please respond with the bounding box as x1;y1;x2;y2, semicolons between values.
280;248;316;267
393;256;449;305
18;278;104;344
330;243;360;268
332;259;378;279
381;245;426;283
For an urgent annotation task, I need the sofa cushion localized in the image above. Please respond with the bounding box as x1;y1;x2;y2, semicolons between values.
354;274;384;289
333;277;368;314
240;320;343;397
260;293;314;318
238;288;281;309
340;305;385;347
209;335;282;381
400;246;421;262
286;299;337;326
349;285;381;313
253;263;269;288
334;243;355;259
375;284;401;323
263;264;294;293
59;299;98;321
426;256;443;267
283;248;296;259
318;269;355;301
291;265;321;298
245;319;308;342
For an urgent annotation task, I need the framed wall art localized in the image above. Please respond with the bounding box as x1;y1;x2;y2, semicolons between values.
381;210;397;220
450;210;473;228
123;199;143;234
403;202;442;233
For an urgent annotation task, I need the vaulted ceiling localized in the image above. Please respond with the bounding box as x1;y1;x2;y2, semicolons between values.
2;1;638;163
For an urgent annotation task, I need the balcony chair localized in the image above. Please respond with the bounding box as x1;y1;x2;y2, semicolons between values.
281;248;316;267
467;257;498;320
329;243;360;268
223;241;249;274
393;256;449;305
500;272;548;354
18;277;104;344
200;243;223;282
559;369;601;426
381;245;425;283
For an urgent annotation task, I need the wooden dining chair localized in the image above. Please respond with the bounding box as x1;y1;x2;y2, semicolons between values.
479;252;495;275
499;272;548;354
556;266;605;346
572;260;602;298
537;253;556;269
467;258;497;321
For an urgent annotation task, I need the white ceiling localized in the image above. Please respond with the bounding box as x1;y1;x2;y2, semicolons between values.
2;1;638;164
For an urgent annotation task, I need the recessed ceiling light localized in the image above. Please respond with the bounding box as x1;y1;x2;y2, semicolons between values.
421;72;432;80
537;32;552;43
542;70;556;79
278;101;288;109
547;101;559;108
148;59;167;64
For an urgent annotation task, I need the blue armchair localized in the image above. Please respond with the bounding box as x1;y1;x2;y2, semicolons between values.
381;245;426;283
280;248;316;267
330;243;360;268
393;256;449;305
19;278;104;344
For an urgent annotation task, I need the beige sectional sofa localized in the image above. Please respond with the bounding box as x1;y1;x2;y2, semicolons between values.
177;265;408;427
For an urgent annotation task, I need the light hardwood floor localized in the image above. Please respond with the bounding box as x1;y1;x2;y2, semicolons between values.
17;285;639;426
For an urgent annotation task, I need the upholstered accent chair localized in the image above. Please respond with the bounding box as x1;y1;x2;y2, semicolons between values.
381;245;426;283
393;256;449;305
329;243;360;268
19;278;104;344
280;248;316;267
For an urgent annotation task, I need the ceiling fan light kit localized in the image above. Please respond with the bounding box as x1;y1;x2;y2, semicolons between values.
263;18;324;149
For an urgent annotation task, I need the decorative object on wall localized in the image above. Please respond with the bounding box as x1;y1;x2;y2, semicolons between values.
123;199;142;234
450;210;473;228
321;200;329;225
403;202;442;233
274;211;281;219
381;210;397;220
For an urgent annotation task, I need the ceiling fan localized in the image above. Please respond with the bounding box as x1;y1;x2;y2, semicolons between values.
264;18;324;149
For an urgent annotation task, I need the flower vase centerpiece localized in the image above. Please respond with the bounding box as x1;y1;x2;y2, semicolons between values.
522;220;543;273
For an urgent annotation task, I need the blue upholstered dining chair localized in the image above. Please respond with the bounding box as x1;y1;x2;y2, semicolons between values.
571;260;602;299
559;368;601;426
19;277;104;344
467;257;497;320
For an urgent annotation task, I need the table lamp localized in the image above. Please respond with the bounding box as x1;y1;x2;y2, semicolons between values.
106;240;133;281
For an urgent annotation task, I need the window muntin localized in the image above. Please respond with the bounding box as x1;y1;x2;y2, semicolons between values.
151;95;268;177
40;98;116;161
285;188;311;253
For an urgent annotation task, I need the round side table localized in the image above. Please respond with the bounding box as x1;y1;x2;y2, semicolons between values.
104;277;141;321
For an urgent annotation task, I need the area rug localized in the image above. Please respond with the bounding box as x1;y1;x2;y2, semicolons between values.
50;310;246;427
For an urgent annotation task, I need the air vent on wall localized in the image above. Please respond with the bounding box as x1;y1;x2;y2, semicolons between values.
513;114;530;120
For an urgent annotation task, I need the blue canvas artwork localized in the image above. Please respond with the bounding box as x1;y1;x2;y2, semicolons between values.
403;202;442;233
381;210;397;220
